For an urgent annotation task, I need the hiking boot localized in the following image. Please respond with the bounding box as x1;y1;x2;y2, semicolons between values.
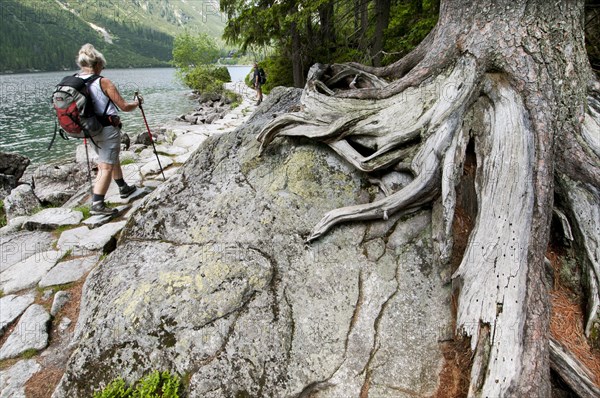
91;201;118;216
119;184;137;199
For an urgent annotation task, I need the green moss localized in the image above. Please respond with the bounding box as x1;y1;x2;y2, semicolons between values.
93;371;182;398
21;349;38;359
120;158;137;166
559;254;581;293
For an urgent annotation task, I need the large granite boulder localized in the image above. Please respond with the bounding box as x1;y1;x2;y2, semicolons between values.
0;152;30;199
4;184;40;221
53;88;453;397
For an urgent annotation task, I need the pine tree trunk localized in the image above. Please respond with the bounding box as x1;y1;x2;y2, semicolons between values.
372;0;391;66
258;0;600;395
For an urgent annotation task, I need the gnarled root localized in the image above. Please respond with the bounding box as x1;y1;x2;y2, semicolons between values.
257;56;478;240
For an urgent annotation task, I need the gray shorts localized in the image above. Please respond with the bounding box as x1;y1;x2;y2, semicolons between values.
91;125;121;164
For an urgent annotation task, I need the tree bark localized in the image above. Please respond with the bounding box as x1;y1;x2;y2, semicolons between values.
258;0;600;395
318;1;335;47
290;20;304;88
372;0;392;66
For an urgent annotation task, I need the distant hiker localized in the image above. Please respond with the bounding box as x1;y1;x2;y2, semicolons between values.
76;43;141;215
252;62;265;105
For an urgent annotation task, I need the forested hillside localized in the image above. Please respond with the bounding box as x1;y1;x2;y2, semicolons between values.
0;0;226;72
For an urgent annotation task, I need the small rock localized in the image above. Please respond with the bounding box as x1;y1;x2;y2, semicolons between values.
121;133;131;150
173;133;208;151
154;145;187;156
0;359;41;397
75;143;99;164
0;250;64;294
184;115;198;124
42;289;54;301
0;304;50;360
58;317;72;332
135;132;153;146
0;294;35;336
205;113;220;124
50;291;71;316
4;184;40;221
0;215;28;235
39;256;98;288
24;208;84;231
140;156;174;176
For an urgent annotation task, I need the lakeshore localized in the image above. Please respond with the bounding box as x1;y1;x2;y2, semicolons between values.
0;82;263;396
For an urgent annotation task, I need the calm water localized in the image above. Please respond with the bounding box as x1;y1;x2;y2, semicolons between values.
0;66;252;165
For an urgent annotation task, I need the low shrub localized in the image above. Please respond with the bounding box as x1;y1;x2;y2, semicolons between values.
94;371;181;398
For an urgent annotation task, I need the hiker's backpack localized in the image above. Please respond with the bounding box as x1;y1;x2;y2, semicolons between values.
258;68;266;85
51;74;108;139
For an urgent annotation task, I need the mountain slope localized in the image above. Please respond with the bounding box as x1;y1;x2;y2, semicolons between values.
0;0;226;72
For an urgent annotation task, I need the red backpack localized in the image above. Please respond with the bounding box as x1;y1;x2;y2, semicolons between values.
51;74;109;139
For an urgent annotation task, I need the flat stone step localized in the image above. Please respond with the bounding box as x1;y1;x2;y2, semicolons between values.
0;231;54;273
39;255;99;288
0;293;35;337
0;359;41;398
23;208;83;231
0;304;50;360
57;221;127;254
0;250;65;294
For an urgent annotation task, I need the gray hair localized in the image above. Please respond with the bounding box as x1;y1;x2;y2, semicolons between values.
76;43;107;69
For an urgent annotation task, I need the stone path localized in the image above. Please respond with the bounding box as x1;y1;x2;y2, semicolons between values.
0;84;262;396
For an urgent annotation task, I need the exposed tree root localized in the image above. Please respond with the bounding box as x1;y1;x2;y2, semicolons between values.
256;4;600;393
550;338;600;397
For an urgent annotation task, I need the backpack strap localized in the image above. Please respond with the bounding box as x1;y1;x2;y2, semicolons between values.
82;74;113;119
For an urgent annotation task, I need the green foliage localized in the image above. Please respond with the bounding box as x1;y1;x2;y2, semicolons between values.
172;32;220;71
94;378;133;398
120;158;137;166
73;205;91;220
223;90;243;108
93;371;181;398
0;200;6;228
182;65;231;96
246;57;293;93
222;0;440;87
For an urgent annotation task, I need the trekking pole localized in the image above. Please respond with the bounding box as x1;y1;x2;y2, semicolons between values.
83;137;94;196
135;91;166;181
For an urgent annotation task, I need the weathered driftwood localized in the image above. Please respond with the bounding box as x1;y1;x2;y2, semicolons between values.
257;0;600;395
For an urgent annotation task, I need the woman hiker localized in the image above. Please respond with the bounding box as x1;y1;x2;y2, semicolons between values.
76;43;141;215
252;62;264;105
